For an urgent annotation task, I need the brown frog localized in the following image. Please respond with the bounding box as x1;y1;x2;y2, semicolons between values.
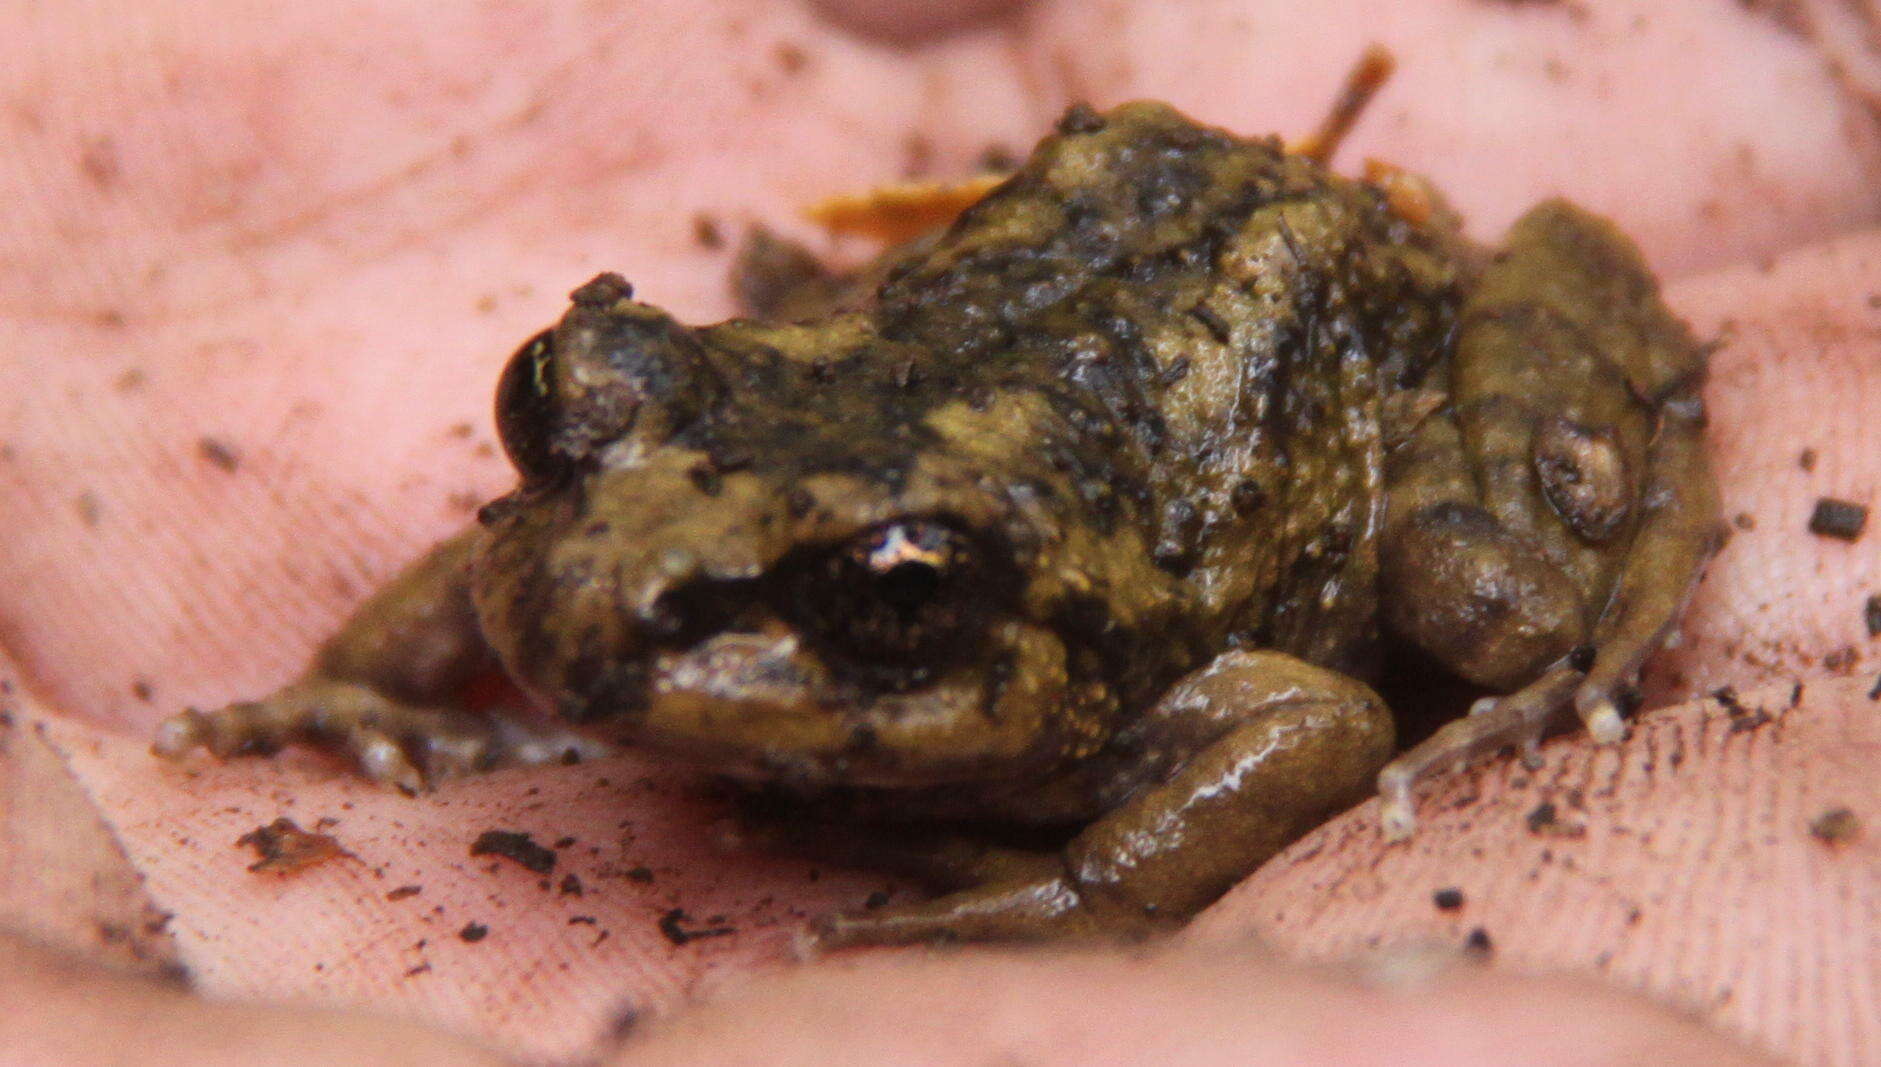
155;98;1718;947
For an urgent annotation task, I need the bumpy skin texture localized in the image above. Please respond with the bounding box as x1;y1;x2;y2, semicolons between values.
157;102;1716;944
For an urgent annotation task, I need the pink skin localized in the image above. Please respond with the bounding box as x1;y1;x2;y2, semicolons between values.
1;1;1875;1063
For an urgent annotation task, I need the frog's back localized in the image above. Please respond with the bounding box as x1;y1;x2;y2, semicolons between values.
861;102;1467;672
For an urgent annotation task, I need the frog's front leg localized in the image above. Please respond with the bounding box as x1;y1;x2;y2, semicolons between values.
810;651;1394;948
154;529;607;791
1375;201;1720;837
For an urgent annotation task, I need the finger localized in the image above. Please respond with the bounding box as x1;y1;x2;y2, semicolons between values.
610;943;1772;1066
0;930;502;1067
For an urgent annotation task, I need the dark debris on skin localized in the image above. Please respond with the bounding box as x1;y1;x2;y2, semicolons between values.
236;818;352;875
1808;807;1862;846
470;830;558;875
657;908;735;946
1807;498;1868;541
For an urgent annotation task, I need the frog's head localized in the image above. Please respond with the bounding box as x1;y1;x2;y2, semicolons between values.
471;275;1193;789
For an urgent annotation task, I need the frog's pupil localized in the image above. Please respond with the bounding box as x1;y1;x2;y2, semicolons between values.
877;560;941;612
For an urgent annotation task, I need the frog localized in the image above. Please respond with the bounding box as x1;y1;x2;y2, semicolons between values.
154;97;1719;948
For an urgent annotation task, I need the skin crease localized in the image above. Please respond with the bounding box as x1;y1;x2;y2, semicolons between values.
0;1;1875;1064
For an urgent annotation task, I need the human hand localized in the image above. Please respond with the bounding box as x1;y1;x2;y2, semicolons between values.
0;1;1874;1062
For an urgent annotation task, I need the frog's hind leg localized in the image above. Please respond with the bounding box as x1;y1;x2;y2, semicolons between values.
153;529;608;791
1375;201;1720;838
806;652;1395;948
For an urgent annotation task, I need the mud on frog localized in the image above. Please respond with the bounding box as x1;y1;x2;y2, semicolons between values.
156;95;1718;946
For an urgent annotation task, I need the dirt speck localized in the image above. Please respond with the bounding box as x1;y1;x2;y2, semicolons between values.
1525;801;1584;838
1464;927;1494;957
237;818;352;875
79;136;120;189
774;41;810;75
1432;887;1465;911
657;908;735;946
197;437;242;473
470;829;557;875
1807;498;1868;541
459;921;489;943
1808;807;1861;846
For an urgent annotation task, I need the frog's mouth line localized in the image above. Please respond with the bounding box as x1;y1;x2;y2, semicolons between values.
618;618;1085;789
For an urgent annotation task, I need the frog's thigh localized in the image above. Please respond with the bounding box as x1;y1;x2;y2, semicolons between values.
1452;201;1717;723
1376;202;1719;837
813;652;1393;948
153;529;606;790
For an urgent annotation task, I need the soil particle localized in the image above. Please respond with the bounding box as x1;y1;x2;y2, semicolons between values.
1821;645;1858;674
1432;887;1466;911
237;818;352;874
197;436;242;473
1808;807;1861;846
1525;801;1585;838
1807;498;1868;541
1463;927;1494;957
657;908;735;946
470;830;557;875
459;922;489;943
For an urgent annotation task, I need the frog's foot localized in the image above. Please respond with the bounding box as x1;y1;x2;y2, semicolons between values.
723;817;1053;894
1376;663;1595;841
724;816;1140;950
153;679;609;793
805;855;1135;952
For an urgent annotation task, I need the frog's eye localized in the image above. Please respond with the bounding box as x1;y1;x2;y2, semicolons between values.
780;520;984;676
494;275;724;487
494;328;564;486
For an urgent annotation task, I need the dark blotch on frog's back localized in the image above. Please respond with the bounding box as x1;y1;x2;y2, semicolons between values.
679;106;1298;526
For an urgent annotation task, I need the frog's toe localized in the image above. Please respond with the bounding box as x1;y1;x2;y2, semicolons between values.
1374;664;1586;840
1574;692;1629;744
154;689;442;792
344;725;430;794
806;871;1097;950
152;680;607;791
